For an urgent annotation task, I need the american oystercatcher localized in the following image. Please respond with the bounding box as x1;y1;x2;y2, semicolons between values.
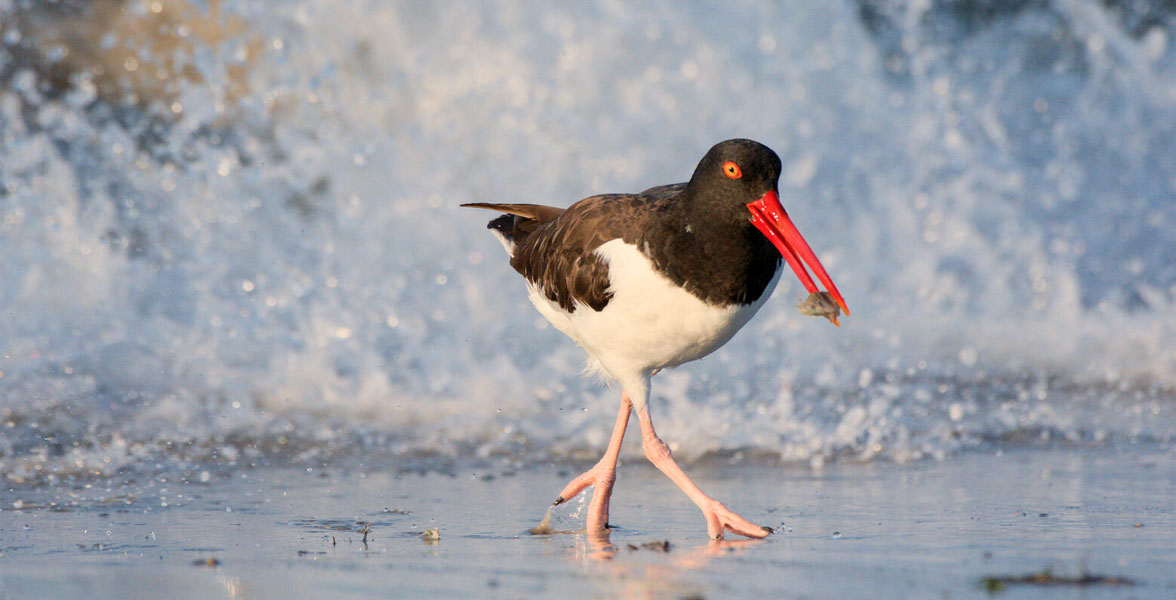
464;139;848;539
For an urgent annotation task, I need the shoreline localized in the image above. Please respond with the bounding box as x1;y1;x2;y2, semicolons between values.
3;447;1175;598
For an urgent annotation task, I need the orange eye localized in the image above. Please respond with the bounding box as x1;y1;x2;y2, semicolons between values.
722;161;742;179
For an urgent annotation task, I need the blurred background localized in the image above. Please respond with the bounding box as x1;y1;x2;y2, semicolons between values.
2;0;1174;486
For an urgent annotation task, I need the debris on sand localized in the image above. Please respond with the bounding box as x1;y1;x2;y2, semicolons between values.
625;540;671;552
193;557;220;567
980;569;1135;593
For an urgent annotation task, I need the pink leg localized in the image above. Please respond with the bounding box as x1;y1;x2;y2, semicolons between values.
636;406;773;540
553;393;632;533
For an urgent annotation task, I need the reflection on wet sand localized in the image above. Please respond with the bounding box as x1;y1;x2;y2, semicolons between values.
577;530;768;597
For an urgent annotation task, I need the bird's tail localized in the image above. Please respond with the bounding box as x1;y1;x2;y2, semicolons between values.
461;202;565;223
460;202;565;254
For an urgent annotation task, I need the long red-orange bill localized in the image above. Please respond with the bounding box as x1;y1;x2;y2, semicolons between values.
747;190;849;317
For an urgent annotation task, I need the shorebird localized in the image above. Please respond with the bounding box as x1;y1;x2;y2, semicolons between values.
464;139;847;539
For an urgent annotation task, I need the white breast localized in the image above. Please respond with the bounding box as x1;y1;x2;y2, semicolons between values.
526;239;780;386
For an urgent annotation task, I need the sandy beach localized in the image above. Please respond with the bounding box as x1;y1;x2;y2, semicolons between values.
3;448;1174;599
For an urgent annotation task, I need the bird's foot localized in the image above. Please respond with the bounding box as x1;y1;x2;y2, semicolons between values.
553;461;617;534
702;500;773;540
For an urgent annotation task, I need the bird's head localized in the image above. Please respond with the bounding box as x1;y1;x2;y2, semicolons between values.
688;139;849;318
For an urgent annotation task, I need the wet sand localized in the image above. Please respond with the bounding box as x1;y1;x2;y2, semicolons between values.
3;448;1175;599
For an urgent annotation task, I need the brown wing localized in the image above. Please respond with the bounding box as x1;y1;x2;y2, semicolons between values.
464;194;676;312
515;194;673;312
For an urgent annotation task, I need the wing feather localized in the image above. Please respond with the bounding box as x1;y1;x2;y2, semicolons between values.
464;193;676;312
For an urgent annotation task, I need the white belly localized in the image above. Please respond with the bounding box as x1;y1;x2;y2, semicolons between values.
527;239;780;383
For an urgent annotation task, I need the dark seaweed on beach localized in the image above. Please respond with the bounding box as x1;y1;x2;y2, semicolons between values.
980;570;1135;593
625;540;671;552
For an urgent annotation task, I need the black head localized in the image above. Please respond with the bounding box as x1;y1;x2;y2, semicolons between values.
684;139;783;216
679;138;850;317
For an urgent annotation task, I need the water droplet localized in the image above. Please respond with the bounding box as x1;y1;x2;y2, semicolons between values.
757;34;776;54
46;45;69;62
858;369;874;388
958;347;978;367
949;402;965;422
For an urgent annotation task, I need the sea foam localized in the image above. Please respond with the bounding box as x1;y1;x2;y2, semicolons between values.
1;1;1174;485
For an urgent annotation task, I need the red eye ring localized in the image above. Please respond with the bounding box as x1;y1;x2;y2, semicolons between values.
722;161;742;179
